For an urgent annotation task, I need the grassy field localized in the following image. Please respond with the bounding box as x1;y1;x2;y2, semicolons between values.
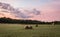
0;24;60;37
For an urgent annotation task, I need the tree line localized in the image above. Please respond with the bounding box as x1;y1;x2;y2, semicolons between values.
0;17;60;24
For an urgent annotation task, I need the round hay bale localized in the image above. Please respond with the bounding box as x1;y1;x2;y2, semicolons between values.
25;25;33;29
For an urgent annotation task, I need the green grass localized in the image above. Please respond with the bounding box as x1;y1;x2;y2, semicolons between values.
0;24;60;37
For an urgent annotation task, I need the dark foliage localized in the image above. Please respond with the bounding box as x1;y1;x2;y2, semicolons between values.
0;17;60;24
36;24;38;27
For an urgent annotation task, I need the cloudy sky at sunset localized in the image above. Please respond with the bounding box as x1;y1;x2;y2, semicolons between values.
0;0;60;22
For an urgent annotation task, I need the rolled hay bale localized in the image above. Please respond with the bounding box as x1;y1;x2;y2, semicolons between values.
25;25;33;29
29;26;33;29
52;22;55;27
25;25;29;29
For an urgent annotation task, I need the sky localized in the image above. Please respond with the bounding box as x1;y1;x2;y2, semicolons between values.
0;0;60;22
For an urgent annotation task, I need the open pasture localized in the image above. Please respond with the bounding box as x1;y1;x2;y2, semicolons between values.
0;24;60;37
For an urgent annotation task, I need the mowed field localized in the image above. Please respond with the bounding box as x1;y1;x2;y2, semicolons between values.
0;24;60;37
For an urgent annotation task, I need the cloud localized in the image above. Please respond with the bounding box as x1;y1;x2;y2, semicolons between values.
32;8;40;15
19;8;40;15
0;2;41;19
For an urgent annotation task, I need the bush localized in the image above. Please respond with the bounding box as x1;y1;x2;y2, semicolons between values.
35;24;38;27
